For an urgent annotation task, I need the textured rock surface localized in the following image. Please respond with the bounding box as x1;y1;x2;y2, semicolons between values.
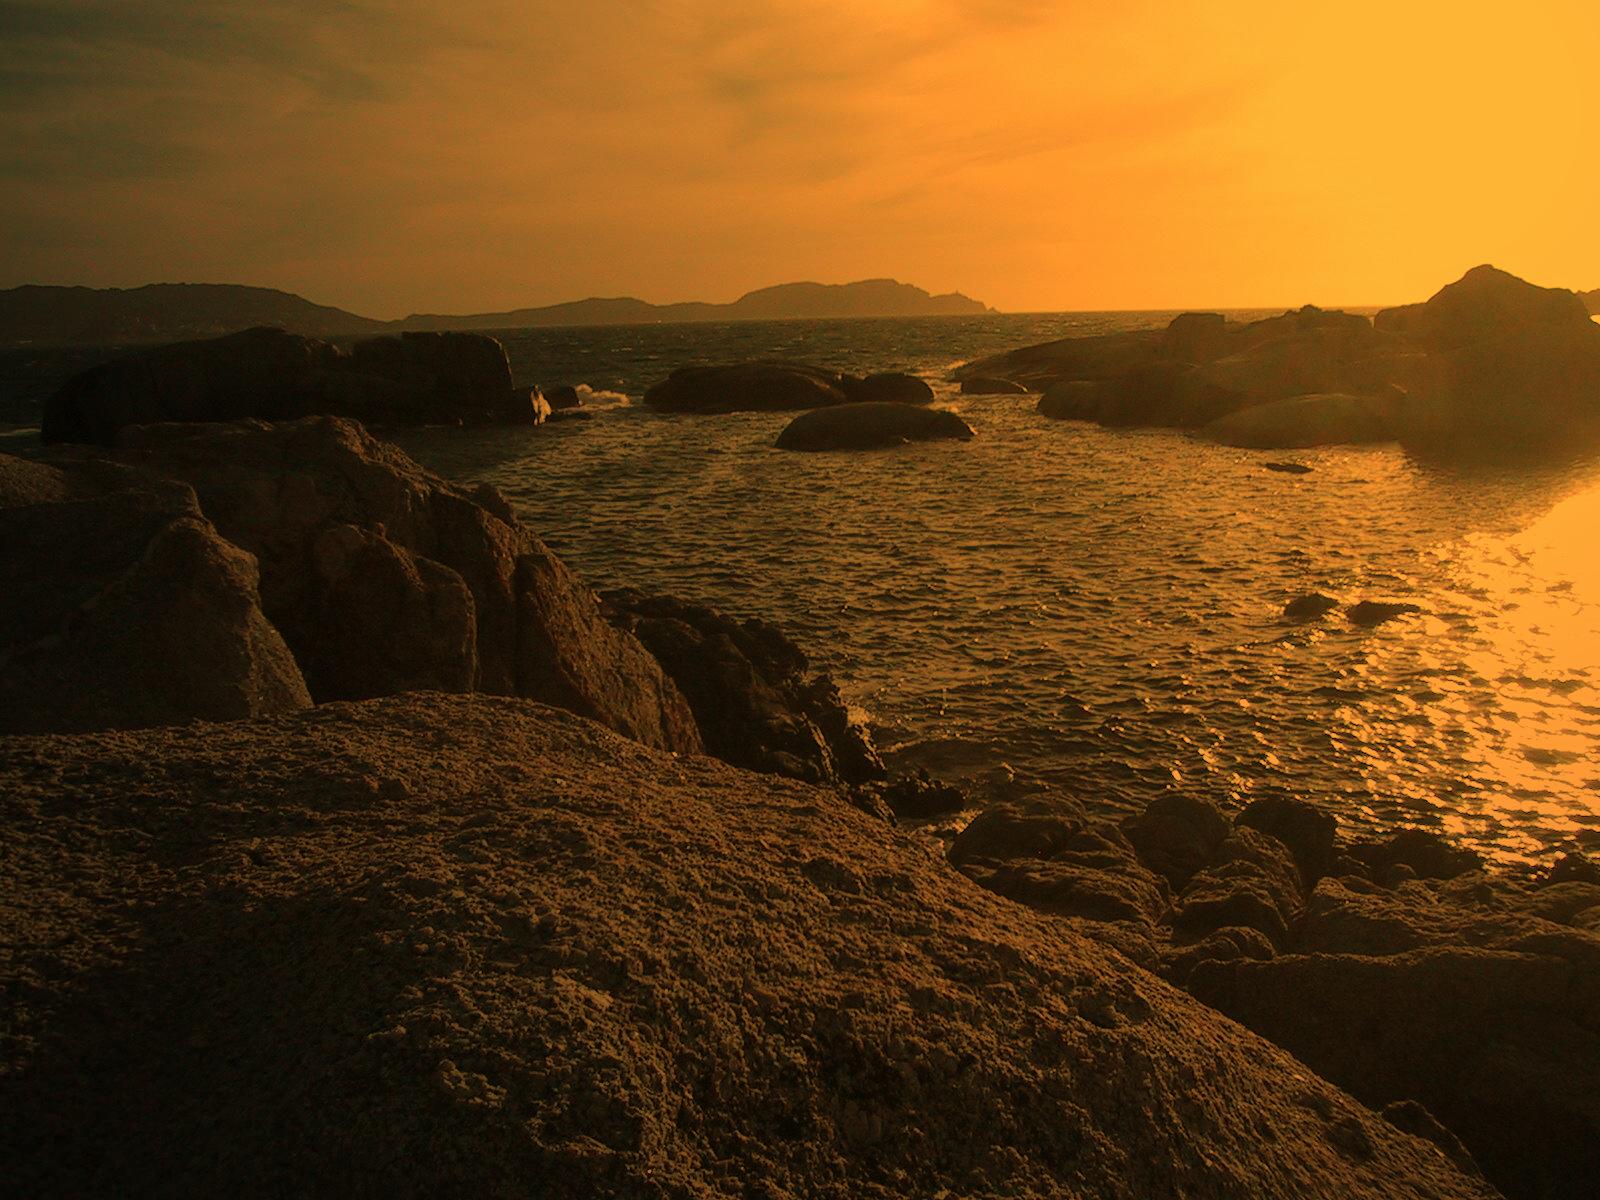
0;695;1495;1200
0;453;310;732
34;417;701;753
775;402;974;451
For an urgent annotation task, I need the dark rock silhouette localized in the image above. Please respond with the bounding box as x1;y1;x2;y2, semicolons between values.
1265;461;1313;473
1374;265;1594;351
31;417;701;753
0;454;310;732
0;694;1492;1200
774;402;974;451
842;371;935;405
600;587;883;786
644;362;853;413
960;376;1029;394
41;327;545;445
1582;288;1599;316
966;266;1600;456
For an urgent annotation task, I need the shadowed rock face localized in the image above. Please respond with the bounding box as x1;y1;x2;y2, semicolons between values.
29;417;702;754
774;402;974;451
1201;392;1397;448
41;326;544;445
601;588;883;785
0;694;1497;1200
0;454;310;732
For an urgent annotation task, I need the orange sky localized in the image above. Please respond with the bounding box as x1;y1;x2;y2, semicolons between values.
2;1;1596;316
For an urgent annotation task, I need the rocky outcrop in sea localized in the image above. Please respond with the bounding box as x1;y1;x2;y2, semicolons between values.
961;265;1600;455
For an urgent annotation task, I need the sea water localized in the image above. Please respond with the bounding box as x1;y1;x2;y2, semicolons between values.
396;312;1600;865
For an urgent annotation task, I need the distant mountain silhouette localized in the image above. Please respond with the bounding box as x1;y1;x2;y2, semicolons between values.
1583;288;1600;316
0;278;993;346
397;279;993;330
0;283;385;346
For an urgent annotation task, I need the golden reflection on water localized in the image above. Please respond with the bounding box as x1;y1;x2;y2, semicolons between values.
1429;481;1600;858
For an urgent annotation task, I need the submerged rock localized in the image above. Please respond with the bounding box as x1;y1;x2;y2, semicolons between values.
0;695;1496;1200
1347;599;1424;627
1265;461;1313;473
1283;592;1340;620
774;402;974;451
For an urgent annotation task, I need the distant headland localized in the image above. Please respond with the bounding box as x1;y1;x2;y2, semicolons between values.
0;279;993;346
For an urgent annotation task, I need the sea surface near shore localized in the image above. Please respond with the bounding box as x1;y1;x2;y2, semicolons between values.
275;311;1596;864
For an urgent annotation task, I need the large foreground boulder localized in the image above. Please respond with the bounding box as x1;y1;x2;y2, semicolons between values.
32;417;701;753
775;402;974;450
0;695;1495;1200
0;454;310;732
42;327;543;445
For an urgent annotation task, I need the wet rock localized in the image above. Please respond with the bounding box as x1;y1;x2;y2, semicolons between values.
1346;599;1423;627
1284;592;1340;620
601;588;881;785
542;384;582;410
1265;461;1313;474
1120;793;1232;891
1237;796;1338;886
0;454;311;733
880;770;967;819
643;362;852;413
1187;941;1600;1200
1349;828;1485;881
959;377;1028;395
41;327;537;445
38;417;701;753
1038;379;1110;421
842;372;934;405
1172;827;1305;948
774;402;974;451
1200;393;1396;449
950;800;1169;926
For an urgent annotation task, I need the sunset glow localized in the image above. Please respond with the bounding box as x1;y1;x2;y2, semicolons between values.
3;0;1596;315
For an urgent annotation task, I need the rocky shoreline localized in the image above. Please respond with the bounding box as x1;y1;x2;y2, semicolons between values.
3;317;1598;1195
